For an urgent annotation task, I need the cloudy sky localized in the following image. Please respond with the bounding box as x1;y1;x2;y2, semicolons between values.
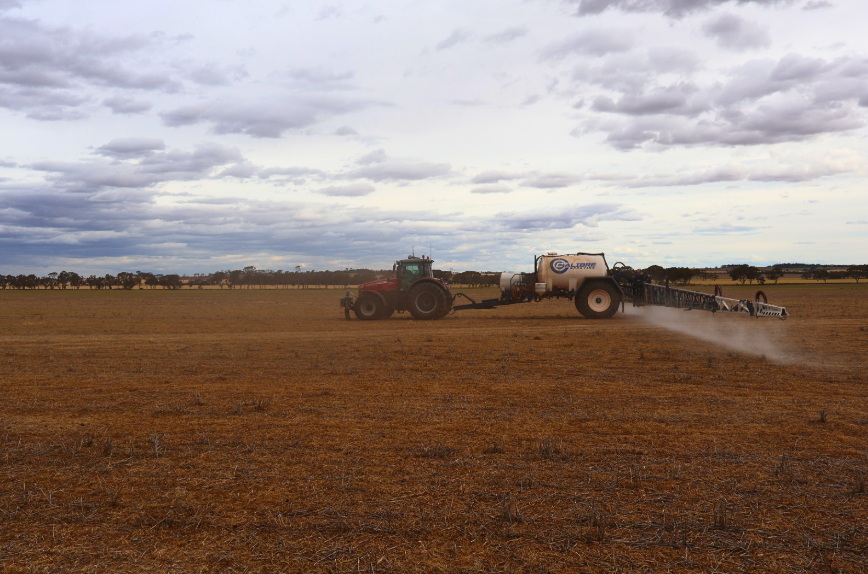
1;0;866;274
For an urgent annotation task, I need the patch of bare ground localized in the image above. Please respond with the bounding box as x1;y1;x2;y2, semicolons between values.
0;285;866;572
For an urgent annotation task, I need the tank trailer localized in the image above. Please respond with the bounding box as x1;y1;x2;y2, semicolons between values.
340;252;788;321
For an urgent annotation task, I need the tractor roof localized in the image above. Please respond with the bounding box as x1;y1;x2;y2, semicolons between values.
397;256;434;265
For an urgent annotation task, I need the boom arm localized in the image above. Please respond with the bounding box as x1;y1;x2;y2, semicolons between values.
613;267;788;319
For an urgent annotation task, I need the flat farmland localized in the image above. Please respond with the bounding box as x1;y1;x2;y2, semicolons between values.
1;285;866;573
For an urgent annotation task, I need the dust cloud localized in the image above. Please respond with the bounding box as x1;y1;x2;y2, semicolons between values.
624;305;796;363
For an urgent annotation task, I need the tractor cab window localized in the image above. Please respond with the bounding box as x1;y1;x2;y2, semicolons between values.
398;261;430;289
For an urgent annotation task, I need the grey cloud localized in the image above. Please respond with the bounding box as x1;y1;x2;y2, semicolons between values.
0;177;644;273
437;29;472;51
449;98;487;107
103;95;152;114
95;138;166;159
541;30;634;60
0;86;90;120
647;45;702;73
348;160;451;182
317;183;376;196
0;18;176;90
692;223;763;233
284;67;355;90
356;148;389;165
317;5;341;20
470;184;512;194
570;0;791;18
161;97;372;138
334;125;358;136
32;142;244;189
471;170;524;184
186;63;248;86
484;27;528;44
597;158;852;187
219;162;258;178
570;48;701;96
846;220;868;225
521;173;582;188
522;94;541;106
496;203;639;231
0;16;178;118
592;84;701;115
0;181;470;272
703;13;771;51
258;166;324;179
576;52;868;148
0;159;17;167
803;0;833;9
0;0;21;10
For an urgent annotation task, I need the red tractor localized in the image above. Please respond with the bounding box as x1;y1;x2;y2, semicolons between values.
340;256;452;320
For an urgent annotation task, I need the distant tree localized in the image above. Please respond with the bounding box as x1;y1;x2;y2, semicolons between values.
813;269;830;283
729;265;750;285
643;265;666;283
117;272;140;290
846;265;868;284
765;267;784;284
728;265;761;285
160;274;182;290
243;266;256;289
698;270;719;281
211;271;228;288
665;267;697;285
57;270;71;289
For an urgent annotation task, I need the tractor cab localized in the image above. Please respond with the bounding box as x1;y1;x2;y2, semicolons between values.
395;256;434;291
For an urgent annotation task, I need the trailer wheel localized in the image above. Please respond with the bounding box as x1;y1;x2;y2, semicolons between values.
575;282;620;319
354;293;385;320
408;283;448;320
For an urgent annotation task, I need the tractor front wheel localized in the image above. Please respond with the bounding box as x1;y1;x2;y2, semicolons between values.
408;283;448;320
354;293;386;320
575;282;620;319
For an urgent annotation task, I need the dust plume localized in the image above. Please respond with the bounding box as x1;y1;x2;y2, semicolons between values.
624;305;796;363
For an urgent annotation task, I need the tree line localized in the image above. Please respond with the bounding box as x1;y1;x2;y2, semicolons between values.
2;264;866;290
648;264;868;285
0;267;502;290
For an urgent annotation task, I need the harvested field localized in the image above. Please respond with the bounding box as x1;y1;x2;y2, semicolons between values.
1;285;866;573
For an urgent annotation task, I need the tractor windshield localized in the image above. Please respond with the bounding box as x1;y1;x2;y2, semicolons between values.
398;261;431;290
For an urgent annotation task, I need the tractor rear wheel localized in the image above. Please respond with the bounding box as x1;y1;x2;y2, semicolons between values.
575;282;620;319
408;283;448;320
354;293;386;320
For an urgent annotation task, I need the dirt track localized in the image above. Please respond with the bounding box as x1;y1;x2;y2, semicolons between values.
1;285;866;572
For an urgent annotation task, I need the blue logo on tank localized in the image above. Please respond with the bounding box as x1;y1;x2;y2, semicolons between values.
550;258;596;274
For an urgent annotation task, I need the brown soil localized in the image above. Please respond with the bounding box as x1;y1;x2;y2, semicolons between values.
1;285;866;573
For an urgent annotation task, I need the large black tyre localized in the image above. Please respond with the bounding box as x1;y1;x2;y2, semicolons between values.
354;293;385;320
436;295;453;319
575;281;620;319
407;282;448;320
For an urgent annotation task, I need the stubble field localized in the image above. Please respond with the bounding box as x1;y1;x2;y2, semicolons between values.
1;285;866;573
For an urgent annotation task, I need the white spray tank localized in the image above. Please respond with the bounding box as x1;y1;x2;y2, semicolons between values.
536;253;608;292
498;252;608;296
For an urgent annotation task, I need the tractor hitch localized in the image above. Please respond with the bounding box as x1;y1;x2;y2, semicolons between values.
450;292;500;312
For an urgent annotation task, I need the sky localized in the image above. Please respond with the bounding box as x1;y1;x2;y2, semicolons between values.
1;0;866;275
